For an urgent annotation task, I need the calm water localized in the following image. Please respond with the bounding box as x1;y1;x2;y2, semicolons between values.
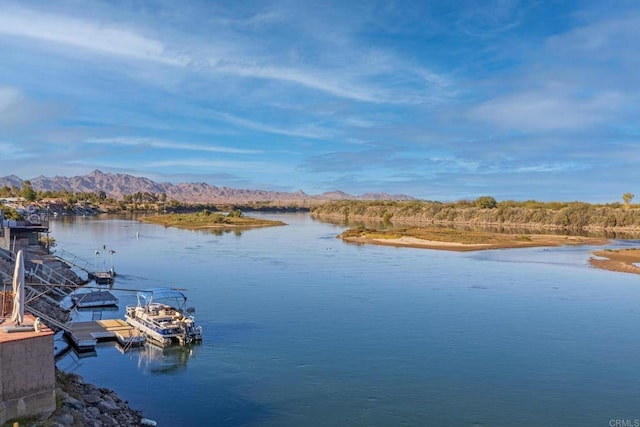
51;213;640;426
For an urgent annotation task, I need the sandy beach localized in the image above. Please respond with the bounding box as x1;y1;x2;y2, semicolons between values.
342;234;610;252
344;232;640;275
589;248;640;275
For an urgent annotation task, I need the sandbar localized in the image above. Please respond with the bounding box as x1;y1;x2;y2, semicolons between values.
589;248;640;275
342;234;609;252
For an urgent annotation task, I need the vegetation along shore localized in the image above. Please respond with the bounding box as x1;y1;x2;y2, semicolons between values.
310;198;640;232
339;227;609;252
312;197;640;276
140;209;286;230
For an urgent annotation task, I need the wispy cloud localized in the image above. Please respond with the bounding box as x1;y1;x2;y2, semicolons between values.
85;137;261;155
0;141;31;159
469;89;625;131
0;86;21;110
212;111;335;140
0;5;454;105
0;86;61;130
454;0;528;37
512;162;588;173
0;7;184;66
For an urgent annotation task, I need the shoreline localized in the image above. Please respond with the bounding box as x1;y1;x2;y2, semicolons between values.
140;213;285;230
0;245;147;425
343;233;640;276
341;234;610;252
589;248;640;275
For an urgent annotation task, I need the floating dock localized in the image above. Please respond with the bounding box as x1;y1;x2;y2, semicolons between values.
65;319;145;352
71;290;118;308
89;271;115;285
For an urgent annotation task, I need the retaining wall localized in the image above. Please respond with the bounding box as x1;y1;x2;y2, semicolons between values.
0;323;56;424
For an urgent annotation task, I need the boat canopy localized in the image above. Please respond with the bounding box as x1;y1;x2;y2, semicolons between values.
137;288;187;307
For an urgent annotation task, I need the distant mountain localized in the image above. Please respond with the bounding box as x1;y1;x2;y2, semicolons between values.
0;170;415;204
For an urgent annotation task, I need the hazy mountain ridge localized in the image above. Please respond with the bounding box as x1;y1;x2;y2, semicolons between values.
0;170;414;203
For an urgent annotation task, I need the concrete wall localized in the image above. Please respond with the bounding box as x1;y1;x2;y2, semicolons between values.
0;333;56;424
0;229;34;255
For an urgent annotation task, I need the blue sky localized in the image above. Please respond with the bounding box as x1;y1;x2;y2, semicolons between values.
0;1;638;202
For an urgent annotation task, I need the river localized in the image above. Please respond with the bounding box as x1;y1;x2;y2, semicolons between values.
51;213;640;426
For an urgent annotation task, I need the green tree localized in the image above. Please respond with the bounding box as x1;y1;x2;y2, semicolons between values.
474;196;497;209
2;206;23;220
21;180;37;202
623;192;634;208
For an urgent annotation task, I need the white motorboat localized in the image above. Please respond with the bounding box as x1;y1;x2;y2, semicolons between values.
125;288;202;347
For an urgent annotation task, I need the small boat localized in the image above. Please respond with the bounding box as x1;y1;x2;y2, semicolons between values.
125;288;202;347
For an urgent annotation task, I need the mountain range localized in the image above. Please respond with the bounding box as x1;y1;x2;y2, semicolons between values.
0;170;414;204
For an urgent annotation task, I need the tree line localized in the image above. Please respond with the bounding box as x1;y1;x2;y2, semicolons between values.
310;197;640;231
0;181;175;211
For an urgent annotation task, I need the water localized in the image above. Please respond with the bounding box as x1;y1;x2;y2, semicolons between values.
51;213;640;426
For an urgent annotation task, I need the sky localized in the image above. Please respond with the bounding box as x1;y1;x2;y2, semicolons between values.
0;0;639;203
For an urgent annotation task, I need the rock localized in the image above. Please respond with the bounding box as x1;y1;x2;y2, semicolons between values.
63;395;84;410
98;399;120;414
102;394;116;405
100;413;119;426
86;405;100;418
52;412;75;425
68;372;84;385
84;392;102;404
83;417;103;427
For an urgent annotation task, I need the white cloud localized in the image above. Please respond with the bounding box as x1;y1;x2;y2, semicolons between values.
470;89;625;132
0;87;21;111
85;137;261;155
0;7;184;65
0;141;30;159
212;111;334;139
513;162;587;173
0;86;60;130
547;13;640;57
0;5;457;108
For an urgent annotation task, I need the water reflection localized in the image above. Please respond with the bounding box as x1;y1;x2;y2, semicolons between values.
122;343;200;376
200;228;246;237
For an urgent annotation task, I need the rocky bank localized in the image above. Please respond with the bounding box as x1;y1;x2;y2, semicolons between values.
0;247;149;426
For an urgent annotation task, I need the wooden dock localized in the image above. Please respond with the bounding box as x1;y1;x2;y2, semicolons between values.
65;319;145;352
